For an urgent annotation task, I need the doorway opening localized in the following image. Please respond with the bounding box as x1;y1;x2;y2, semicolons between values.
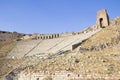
99;18;103;27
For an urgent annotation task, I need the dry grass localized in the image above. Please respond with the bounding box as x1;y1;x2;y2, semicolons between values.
32;46;120;78
32;25;120;77
0;41;20;78
81;26;119;47
0;41;17;58
1;23;120;79
0;57;29;79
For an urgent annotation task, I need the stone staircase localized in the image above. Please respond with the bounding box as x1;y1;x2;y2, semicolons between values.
7;29;101;58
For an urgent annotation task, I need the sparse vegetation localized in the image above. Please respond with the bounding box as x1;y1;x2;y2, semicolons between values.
30;24;120;79
1;18;120;79
0;41;17;57
80;26;120;52
43;76;52;80
107;64;115;74
101;26;106;28
36;78;39;80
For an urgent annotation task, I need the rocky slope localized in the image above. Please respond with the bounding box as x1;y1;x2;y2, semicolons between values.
0;17;120;80
29;17;120;79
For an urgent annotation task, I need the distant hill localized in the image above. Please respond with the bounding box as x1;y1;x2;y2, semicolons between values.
0;30;23;41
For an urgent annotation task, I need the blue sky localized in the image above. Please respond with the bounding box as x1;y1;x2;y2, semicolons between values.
0;0;120;34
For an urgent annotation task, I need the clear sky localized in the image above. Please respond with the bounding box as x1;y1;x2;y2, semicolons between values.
0;0;120;34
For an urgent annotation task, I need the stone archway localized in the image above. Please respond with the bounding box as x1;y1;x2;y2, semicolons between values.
38;37;39;39
96;9;109;28
99;18;103;27
46;36;48;39
51;35;53;39
43;36;45;39
57;34;59;38
49;36;51;39
41;37;42;39
54;34;56;38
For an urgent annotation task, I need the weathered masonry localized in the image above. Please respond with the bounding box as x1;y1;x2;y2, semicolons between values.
32;9;110;40
31;32;84;40
96;9;109;28
32;34;60;40
0;9;110;41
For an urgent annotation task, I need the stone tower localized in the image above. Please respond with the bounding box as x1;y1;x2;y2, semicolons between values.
96;9;109;28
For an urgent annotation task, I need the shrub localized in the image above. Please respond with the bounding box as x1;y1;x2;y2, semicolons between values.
101;26;106;28
43;76;52;80
107;66;115;74
36;78;39;80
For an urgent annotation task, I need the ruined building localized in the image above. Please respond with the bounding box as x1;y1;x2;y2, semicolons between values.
0;9;110;41
96;9;109;28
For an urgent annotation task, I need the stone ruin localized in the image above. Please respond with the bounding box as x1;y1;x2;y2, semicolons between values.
0;9;110;41
96;9;109;28
21;9;110;40
6;9;120;80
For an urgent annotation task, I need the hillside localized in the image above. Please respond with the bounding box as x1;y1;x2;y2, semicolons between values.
0;41;16;58
0;17;120;80
79;26;120;52
29;21;120;79
79;17;120;52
